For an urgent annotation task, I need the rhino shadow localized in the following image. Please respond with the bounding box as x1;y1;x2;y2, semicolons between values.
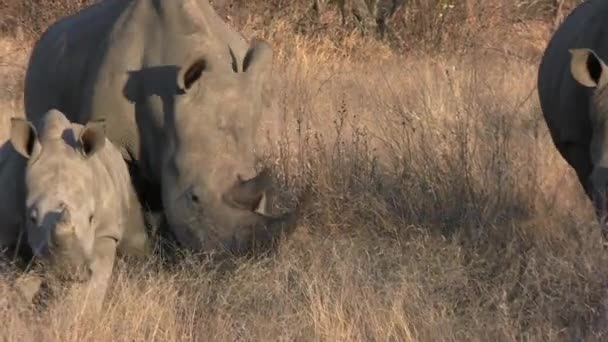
122;65;188;265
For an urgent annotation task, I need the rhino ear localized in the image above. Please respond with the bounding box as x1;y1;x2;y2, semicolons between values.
78;119;106;158
177;58;207;92
570;48;608;88
243;40;274;109
242;39;273;78
10;118;41;160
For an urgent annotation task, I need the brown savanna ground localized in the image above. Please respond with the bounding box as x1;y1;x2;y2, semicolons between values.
2;1;607;341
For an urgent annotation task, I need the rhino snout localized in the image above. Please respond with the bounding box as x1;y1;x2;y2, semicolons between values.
49;205;76;247
231;185;311;254
222;167;272;212
27;202;73;252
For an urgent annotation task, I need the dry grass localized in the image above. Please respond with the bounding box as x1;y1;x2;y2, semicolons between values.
2;1;608;341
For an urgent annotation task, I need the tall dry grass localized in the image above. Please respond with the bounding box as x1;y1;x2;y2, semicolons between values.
1;1;608;341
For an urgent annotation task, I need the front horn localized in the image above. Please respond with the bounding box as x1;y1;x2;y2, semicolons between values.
233;185;313;255
223;168;272;211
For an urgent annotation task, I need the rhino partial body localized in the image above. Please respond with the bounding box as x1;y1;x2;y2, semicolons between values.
24;0;303;256
0;109;150;312
538;0;608;242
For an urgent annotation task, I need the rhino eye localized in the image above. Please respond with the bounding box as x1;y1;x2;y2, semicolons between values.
29;208;38;224
186;188;200;204
89;214;94;224
190;193;200;204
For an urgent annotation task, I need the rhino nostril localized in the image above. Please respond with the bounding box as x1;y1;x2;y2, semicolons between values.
187;190;200;204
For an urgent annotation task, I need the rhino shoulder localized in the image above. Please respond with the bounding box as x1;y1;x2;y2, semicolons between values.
0;141;27;249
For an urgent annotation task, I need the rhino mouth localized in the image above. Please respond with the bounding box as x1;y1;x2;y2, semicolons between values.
30;250;92;283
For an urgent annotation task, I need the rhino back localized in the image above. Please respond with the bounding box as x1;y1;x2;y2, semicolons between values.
24;0;132;124
538;0;608;148
25;0;249;166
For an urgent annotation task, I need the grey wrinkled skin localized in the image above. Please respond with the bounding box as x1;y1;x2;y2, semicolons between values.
537;0;608;242
23;0;302;255
0;109;149;312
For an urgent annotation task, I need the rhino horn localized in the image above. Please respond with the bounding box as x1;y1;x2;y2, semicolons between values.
223;168;272;211
237;185;313;254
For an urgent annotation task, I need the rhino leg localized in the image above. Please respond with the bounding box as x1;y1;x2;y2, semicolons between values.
64;236;117;314
117;227;151;259
13;272;43;303
117;191;153;258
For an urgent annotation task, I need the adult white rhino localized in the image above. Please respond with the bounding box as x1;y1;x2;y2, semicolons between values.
538;0;608;240
24;0;300;254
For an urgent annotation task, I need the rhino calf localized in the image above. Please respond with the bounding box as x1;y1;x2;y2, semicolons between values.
0;109;150;312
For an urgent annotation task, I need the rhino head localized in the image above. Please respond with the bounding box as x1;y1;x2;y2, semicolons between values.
570;48;608;241
10;110;106;281
153;39;300;253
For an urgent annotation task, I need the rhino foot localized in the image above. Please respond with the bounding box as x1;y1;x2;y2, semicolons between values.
13;273;43;303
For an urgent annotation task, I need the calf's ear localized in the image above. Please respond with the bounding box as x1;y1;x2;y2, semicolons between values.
570;48;608;88
10;118;41;160
79;119;106;158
